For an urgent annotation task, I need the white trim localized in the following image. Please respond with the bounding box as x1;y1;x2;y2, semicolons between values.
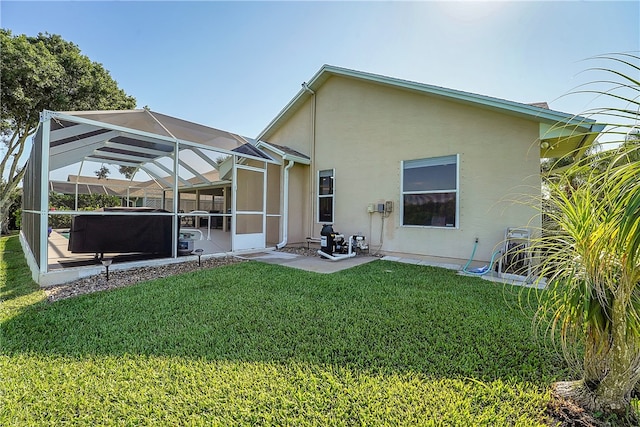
276;160;295;249
235;164;265;173
317;168;335;224
43;210;173;216
455;153;460;228
232;157;267;251
172;139;180;258
255;141;311;165
400;154;459;229
235;210;264;215
40;118;51;273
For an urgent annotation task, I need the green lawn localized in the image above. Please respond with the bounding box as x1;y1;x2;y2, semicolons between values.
1;234;565;426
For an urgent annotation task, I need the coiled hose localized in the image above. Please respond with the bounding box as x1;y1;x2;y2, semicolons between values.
461;240;501;276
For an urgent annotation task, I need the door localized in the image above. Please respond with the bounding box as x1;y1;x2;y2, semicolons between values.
232;162;266;251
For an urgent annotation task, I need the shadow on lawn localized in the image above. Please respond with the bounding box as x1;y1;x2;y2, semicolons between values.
2;250;564;384
0;236;46;316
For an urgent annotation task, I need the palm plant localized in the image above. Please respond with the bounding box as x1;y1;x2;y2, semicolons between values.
532;54;640;418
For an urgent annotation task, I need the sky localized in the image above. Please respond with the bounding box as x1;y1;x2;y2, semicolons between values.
1;0;639;180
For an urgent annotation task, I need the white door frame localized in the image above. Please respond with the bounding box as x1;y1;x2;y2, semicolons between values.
231;158;266;251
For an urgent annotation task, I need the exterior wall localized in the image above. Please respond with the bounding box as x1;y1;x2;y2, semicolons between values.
268;75;541;262
286;163;310;244
267;101;314;245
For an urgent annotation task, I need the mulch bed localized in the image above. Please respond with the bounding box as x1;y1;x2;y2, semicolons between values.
545;385;638;426
546;396;605;427
44;247;320;303
44;256;244;302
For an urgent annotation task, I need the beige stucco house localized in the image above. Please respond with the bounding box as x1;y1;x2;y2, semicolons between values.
257;65;602;264
22;65;602;285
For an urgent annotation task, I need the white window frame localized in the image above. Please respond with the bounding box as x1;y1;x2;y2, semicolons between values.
401;154;459;228
317;168;335;224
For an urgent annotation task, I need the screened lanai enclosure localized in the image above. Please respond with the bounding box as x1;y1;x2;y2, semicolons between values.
22;110;282;285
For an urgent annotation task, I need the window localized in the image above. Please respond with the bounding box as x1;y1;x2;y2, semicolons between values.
402;155;458;227
318;169;334;223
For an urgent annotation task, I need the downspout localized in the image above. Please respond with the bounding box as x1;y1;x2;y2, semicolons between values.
276;159;295;249
302;82;316;239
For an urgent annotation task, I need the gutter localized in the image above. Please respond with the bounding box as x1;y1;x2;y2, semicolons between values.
276;159;295;249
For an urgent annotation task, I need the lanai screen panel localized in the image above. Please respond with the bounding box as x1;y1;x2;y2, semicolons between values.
25;109;277;275
48;110;273;188
22;126;44;267
60;110;255;154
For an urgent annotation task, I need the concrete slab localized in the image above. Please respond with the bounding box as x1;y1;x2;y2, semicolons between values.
475;271;547;289
239;251;377;274
418;260;461;270
240;251;299;261
381;255;461;270
380;254;546;289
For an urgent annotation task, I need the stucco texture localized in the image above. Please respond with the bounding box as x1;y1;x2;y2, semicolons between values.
266;75;541;263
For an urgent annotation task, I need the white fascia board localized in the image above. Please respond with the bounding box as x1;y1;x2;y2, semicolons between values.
540;123;589;140
540;122;605;140
255;140;282;155
256;66;329;141
256;90;310;141
255;141;310;165
282;154;310;165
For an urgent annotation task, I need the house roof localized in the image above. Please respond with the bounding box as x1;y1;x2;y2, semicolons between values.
255;141;311;164
65;174;152;188
528;102;550;109
257;65;604;159
52;169;225;199
49;175;159;198
50;181;122;197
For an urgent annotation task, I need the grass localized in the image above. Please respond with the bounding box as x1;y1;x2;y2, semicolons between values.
1;234;566;426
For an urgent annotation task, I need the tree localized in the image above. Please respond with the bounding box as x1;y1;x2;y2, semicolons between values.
532;54;640;420
0;30;136;233
94;165;110;180
118;166;138;180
